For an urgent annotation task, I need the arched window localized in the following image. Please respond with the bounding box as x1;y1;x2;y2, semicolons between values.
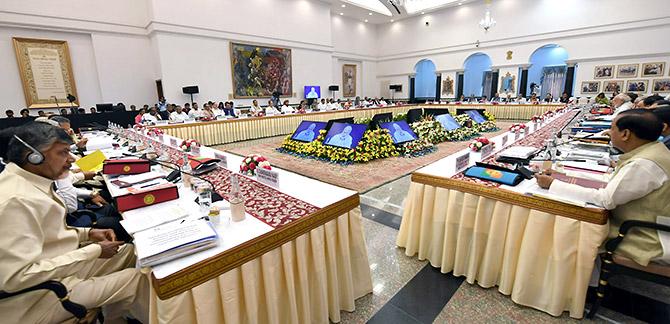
463;53;493;98
414;59;437;100
527;45;569;100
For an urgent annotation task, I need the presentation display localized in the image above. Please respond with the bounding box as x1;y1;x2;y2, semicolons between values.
323;122;367;149
465;110;487;124
304;86;321;99
435;113;462;131
291;121;327;142
379;121;418;144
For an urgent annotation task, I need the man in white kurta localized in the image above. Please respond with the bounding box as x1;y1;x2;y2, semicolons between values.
0;122;148;323
536;109;670;266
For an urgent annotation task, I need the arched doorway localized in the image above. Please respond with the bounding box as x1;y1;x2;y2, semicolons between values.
463;53;493;99
527;44;569;99
413;59;437;101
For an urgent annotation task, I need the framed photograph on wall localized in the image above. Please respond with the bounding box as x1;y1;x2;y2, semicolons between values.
603;80;623;93
652;79;670;92
641;62;665;77
230;42;292;98
12;37;78;109
442;76;454;96
594;65;614;79
616;64;638;78
581;81;600;94
342;64;357;97
625;79;649;93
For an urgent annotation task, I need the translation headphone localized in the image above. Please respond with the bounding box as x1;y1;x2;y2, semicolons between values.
13;135;45;165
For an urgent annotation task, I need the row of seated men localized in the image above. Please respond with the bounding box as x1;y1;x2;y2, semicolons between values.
0;117;146;323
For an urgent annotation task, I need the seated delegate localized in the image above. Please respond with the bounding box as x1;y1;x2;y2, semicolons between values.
0;122;148;323
535;109;670;266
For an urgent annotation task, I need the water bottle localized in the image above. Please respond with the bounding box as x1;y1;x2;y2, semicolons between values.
181;153;193;189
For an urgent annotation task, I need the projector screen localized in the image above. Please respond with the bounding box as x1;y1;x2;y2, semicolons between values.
435;113;462;131
323;122;367;149
290;121;327;142
304;86;321;99
379;121;418;144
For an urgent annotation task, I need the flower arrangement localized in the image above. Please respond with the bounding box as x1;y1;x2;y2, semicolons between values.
146;128;164;137
483;111;496;122
397;139;435;157
180;139;200;152
508;123;527;133
239;154;271;176
530;115;545;123
393;113;408;121
543;110;555;118
133;124;145;131
410;116;449;144
469;137;493;152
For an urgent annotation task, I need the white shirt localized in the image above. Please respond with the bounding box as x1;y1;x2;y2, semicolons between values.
317;103;328;110
327;102;339;110
281;104;295;114
54;172;92;214
142;113;160;123
613;101;635;117
549;158;669;210
170;111;189;122
265;106;280;115
188;109;203;119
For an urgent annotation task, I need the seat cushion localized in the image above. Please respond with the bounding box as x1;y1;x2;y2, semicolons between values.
613;255;670;278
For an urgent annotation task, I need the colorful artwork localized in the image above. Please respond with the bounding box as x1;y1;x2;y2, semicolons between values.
653;79;670;92
603;81;623;93
442;76;454;96
342;64;357;97
594;65;614;79
625;79;648;93
641;62;665;77
230;43;292;98
616;64;638;78
581;81;600;94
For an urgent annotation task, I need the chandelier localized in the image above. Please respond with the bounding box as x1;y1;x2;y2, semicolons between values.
479;0;496;32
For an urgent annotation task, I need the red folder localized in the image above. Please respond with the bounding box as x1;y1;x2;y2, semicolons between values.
103;159;150;175
116;185;179;212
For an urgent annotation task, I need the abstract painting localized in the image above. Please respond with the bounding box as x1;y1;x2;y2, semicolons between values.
230;43;292;98
342;64;357;97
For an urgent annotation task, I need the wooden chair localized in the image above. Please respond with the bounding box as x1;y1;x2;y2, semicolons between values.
587;220;670;319
0;280;101;324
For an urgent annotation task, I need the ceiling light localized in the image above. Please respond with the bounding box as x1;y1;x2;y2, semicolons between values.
421;11;425;14
458;2;462;5
344;0;392;16
479;0;496;32
365;19;369;22
391;19;395;22
341;4;346;7
369;12;373;15
340;12;344;15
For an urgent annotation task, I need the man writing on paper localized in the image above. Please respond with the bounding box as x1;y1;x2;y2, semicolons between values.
0;122;148;323
535;109;670;266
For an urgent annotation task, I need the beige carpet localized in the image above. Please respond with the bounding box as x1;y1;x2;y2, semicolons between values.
216;122;512;193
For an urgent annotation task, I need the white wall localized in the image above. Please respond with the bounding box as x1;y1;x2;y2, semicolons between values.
376;0;670;98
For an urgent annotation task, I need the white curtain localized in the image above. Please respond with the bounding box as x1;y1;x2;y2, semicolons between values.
482;71;493;98
540;66;566;99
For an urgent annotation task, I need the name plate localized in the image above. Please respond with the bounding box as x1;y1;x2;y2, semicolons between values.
256;167;279;187
514;131;520;141
455;152;471;173
169;138;178;147
532;122;539;132
191;145;201;155
214;152;228;169
480;144;494;159
501;134;509;147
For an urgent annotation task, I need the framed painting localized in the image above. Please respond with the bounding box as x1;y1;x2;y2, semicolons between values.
652;79;670;92
442;76;454;96
603;80;623;93
625;79;649;93
594;65;614;79
342;64;357;97
581;81;600;94
616;64;638;78
13;37;78;109
230;43;292;98
498;72;515;94
641;62;665;77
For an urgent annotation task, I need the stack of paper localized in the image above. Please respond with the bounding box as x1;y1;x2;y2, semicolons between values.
133;219;218;267
120;201;190;234
85;137;114;151
498;146;538;159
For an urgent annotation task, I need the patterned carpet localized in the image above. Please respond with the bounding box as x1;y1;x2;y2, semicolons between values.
217;122;512;192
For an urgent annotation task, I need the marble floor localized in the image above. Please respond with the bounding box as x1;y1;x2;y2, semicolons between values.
219;137;670;323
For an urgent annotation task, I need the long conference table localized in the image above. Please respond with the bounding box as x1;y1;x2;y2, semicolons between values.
396;108;610;318
88;130;373;324
152;104;564;146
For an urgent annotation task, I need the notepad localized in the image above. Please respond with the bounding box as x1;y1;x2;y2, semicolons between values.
133;219;218;267
75;150;106;172
120;201;190;234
